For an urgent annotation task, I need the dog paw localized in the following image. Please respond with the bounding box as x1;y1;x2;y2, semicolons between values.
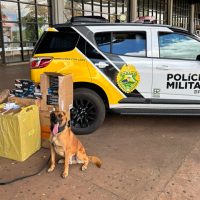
47;166;55;173
81;165;87;171
61;171;68;178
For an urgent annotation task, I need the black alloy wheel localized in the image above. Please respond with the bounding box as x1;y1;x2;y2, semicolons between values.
71;88;105;135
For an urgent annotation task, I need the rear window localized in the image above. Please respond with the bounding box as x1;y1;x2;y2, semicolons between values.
34;31;79;54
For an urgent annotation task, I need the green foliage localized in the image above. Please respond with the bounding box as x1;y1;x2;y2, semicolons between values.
21;4;48;41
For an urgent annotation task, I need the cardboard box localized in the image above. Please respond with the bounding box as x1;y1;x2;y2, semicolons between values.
40;73;73;113
40;110;50;139
0;105;41;161
0;89;10;104
8;96;41;107
40;110;51;148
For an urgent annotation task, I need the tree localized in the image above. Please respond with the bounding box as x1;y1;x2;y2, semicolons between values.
21;4;49;41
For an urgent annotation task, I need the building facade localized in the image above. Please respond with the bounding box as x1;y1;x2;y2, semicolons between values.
0;0;52;64
0;0;199;64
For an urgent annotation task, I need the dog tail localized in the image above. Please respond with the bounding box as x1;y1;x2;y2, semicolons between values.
88;156;102;168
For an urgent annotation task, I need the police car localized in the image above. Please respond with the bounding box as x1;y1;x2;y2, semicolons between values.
31;16;200;134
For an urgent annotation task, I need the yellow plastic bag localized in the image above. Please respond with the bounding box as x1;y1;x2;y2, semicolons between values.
0;105;41;161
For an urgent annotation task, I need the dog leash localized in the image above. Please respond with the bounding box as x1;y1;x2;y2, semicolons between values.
0;155;50;185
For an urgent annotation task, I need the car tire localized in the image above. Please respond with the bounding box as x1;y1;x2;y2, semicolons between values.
71;88;106;135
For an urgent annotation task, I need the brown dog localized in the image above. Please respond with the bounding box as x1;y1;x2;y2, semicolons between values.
47;111;102;178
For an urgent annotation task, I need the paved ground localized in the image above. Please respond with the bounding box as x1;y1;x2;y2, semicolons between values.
0;65;200;200
0;63;30;91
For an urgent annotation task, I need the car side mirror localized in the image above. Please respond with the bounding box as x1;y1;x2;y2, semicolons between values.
197;55;200;61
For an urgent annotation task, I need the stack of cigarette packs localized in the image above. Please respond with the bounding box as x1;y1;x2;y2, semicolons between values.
11;79;42;99
47;76;59;105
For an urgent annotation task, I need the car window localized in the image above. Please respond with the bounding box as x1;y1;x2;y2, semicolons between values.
95;31;146;57
34;31;79;54
112;32;146;56
95;32;111;53
86;42;103;59
159;32;200;60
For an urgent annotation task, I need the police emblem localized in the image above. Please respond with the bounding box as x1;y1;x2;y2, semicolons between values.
117;64;140;93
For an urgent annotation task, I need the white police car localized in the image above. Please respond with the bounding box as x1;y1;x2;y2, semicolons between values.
32;16;200;134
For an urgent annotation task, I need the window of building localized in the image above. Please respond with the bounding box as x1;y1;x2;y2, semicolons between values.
194;3;200;35
159;32;200;60
0;0;52;63
137;0;168;24
95;31;146;57
64;0;129;23
172;0;190;30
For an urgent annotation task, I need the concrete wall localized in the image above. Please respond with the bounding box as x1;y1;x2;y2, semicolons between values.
130;0;137;22
190;4;195;33
168;0;173;25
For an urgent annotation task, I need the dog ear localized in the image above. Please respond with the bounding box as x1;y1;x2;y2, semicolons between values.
50;111;55;118
50;112;56;123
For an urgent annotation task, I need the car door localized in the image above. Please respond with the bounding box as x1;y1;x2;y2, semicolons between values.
94;27;153;104
152;30;200;102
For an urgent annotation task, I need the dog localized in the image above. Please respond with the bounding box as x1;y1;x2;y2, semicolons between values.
48;111;102;178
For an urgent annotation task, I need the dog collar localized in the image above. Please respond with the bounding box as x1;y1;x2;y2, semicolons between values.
57;122;67;134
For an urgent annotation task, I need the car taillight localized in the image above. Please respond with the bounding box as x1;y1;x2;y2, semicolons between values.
31;57;52;69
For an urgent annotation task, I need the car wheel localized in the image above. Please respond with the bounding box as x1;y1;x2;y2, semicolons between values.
71;88;106;135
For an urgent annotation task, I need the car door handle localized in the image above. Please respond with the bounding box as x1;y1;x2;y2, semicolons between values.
156;65;169;70
95;62;109;69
